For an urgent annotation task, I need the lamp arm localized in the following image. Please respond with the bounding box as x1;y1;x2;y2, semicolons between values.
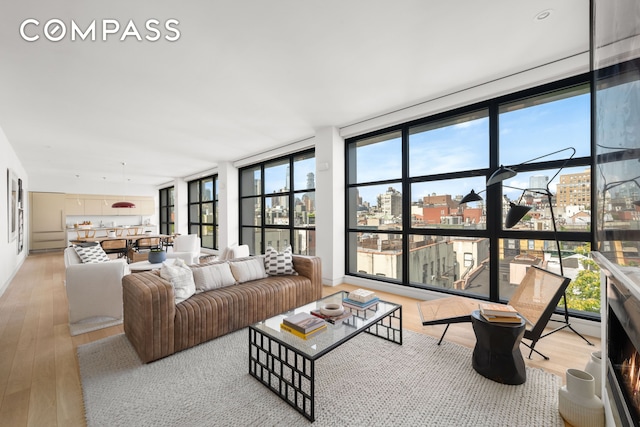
520;147;576;167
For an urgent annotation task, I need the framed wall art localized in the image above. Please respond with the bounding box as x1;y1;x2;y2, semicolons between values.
7;168;18;242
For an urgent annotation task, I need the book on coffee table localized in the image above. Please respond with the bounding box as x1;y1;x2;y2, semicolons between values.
280;322;327;339
282;312;326;334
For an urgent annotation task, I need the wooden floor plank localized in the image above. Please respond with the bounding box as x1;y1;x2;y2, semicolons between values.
0;251;600;426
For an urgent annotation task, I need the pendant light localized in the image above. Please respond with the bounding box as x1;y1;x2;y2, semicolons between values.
112;162;136;208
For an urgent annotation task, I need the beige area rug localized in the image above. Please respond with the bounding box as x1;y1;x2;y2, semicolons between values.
78;329;564;426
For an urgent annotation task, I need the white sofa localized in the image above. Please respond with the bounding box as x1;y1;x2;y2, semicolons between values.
63;246;130;335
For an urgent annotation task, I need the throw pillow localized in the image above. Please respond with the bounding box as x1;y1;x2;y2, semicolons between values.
191;262;236;292
228;258;268;283
74;244;110;263
160;258;196;304
264;246;297;276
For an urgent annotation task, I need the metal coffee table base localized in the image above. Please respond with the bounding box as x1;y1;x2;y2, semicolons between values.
249;307;402;421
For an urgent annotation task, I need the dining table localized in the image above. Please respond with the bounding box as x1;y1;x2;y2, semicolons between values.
70;234;170;262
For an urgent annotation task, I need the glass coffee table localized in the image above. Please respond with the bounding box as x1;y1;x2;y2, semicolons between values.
249;291;402;421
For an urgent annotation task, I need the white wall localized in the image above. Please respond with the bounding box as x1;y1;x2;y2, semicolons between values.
1;126;28;295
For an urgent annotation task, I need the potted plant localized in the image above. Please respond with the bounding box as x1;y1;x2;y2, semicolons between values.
148;248;166;264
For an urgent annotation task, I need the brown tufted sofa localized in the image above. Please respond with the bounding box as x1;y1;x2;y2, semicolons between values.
122;255;322;363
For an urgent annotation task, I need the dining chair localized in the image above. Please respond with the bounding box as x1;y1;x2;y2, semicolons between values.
101;239;129;259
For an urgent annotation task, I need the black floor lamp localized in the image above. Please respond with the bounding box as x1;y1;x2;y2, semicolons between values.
460;147;594;347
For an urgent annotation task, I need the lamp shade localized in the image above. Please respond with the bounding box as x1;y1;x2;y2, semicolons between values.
112;201;136;208
459;189;484;205
487;165;517;186
505;203;532;228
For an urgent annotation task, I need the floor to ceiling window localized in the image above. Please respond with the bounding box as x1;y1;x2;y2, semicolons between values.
159;186;174;235
346;74;596;318
240;150;316;255
188;175;218;250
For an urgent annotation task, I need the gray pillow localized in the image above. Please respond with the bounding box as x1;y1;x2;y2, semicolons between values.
191;262;236;292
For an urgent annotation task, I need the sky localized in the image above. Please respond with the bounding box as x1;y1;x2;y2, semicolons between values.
353;91;591;206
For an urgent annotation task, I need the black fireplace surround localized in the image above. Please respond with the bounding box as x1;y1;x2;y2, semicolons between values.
606;267;640;426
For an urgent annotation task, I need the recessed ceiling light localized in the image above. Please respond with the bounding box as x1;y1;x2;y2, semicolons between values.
535;9;553;21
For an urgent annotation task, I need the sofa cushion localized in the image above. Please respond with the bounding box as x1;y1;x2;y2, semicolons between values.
229;258;268;283
160;258;196;304
191;262;236;292
74;244;110;263
264;245;297;276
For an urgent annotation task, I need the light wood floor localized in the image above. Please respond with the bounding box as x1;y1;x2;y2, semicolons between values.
0;251;600;426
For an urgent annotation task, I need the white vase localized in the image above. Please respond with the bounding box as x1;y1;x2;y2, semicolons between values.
558;368;604;427
584;351;602;398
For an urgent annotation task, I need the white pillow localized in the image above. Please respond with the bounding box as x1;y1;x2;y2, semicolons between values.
74;244;110;263
264;246;296;276
191;263;236;292
160;258;196;304
228;258;268;283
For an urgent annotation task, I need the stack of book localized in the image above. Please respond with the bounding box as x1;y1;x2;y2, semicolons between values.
280;312;327;339
342;289;379;311
479;303;522;323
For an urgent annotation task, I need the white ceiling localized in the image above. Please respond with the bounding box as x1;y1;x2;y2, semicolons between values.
0;1;589;189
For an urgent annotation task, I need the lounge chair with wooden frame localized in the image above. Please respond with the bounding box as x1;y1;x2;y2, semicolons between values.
418;265;571;360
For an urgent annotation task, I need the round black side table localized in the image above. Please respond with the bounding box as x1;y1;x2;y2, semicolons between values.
470;309;526;385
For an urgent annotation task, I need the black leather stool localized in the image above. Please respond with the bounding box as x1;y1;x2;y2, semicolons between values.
471;309;526;385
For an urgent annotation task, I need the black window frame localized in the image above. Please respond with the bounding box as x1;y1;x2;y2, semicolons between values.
345;73;595;318
239;149;316;255
187;175;218;250
159;186;174;236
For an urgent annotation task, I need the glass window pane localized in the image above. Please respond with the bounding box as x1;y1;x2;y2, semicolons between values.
501;166;591;232
348;232;402;280
190;224;199;235
201;202;214;224
201;178;214;201
348;184;402;230
189;204;199;220
264;228;291;252
241;197;261;226
241;167;261;197
294;153;316;191
411;177;486;230
409;110;489;176
264;159;289;194
348;130;402;184
160;189;167;206
498;239;598;314
241;227;261;255
294;191;315;226
293;229;316;255
189;181;199;203
201;225;214;249
160;208;168;223
499;85;591;165
169;207;174;223
265;196;289;225
408;235;490;298
168;187;174;205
